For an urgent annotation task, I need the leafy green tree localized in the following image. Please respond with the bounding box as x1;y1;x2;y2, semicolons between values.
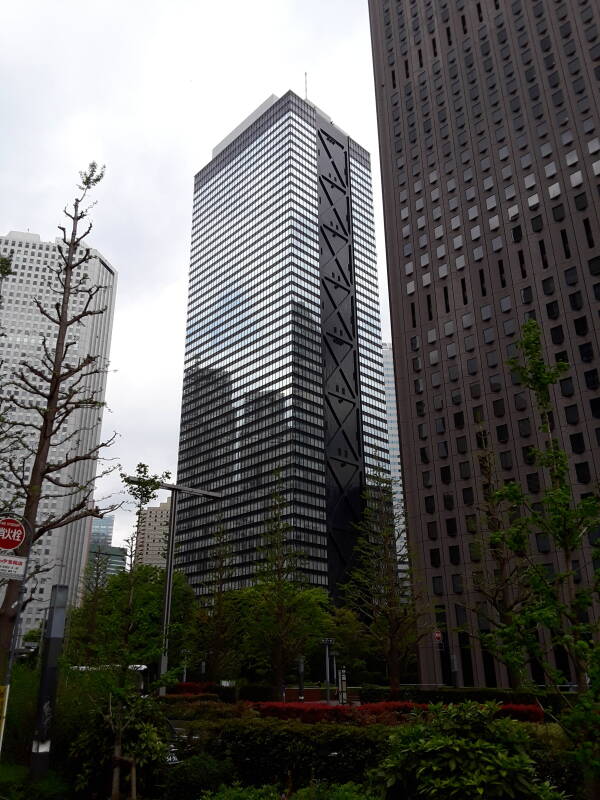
477;320;600;797
191;524;243;682
343;472;431;692
67;564;194;673
237;481;330;699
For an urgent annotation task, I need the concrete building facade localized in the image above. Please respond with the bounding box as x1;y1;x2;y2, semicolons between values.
369;0;600;686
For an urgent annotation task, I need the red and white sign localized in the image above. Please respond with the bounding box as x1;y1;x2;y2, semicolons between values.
433;630;443;643
0;518;26;551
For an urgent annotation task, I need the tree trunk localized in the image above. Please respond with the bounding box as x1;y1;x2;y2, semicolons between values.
388;640;401;697
111;734;122;800
273;645;285;701
130;759;137;800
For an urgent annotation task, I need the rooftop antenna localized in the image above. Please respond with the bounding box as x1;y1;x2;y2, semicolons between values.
304;72;308;101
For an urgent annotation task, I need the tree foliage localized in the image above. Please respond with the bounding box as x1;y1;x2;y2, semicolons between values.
343;472;429;691
235;480;330;698
471;319;600;794
67;564;195;673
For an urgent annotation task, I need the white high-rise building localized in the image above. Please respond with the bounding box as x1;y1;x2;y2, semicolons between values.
134;498;170;569
382;343;404;522
0;230;116;636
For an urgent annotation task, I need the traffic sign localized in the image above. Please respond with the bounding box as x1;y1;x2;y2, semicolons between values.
0;518;26;551
433;630;443;643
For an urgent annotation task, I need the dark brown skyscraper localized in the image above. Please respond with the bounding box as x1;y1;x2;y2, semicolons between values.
369;0;600;687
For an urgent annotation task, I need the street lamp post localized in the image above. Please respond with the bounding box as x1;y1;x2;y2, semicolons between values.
125;478;221;695
322;637;334;703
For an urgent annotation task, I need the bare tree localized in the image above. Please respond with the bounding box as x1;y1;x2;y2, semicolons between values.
0;163;119;668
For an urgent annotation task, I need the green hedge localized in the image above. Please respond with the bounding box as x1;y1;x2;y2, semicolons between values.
196;719;392;788
0;764;71;800
180;713;581;797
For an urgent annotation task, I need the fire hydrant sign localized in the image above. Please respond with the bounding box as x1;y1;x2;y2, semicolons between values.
0;518;26;551
0;555;26;580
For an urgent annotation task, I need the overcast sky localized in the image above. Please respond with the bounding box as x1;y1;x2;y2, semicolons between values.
0;0;390;545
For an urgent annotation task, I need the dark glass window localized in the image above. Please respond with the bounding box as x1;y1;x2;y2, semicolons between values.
560;377;574;397
564;267;578;286
570;433;585;454
542;277;555;295
565;404;580;424
575;462;591;484
446;517;458;537
551;325;564;345
449;545;460;566
427;521;438;540
496;424;509;443
584;369;599;390
430;548;441;568
580;342;594;362
569;292;583;311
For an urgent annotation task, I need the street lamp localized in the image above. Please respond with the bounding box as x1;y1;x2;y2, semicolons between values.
321;637;334;703
125;478;221;695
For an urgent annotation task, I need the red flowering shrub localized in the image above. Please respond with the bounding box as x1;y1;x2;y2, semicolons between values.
170;681;219;695
254;702;352;723
497;703;544;723
252;700;545;725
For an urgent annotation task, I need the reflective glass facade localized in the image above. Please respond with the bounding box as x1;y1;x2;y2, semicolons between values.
176;92;388;596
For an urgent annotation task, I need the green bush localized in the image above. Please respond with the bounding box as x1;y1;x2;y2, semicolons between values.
524;723;584;799
0;764;72;800
199;718;391;789
371;702;566;800
163;753;235;799
164;700;251;722
199;786;280;800
294;782;377;800
198;783;375;800
3;664;38;764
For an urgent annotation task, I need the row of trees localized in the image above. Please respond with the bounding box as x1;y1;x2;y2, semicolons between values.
66;471;420;697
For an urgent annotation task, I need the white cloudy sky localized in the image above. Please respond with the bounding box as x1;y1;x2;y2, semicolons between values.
0;0;390;544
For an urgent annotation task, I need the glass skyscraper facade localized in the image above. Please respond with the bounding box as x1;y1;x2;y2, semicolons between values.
176;91;388;597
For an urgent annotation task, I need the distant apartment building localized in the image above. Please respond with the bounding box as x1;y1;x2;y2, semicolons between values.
0;230;116;637
134;498;170;568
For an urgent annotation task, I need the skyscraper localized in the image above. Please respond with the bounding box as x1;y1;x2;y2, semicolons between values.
369;0;600;686
382;342;404;522
90;515;115;550
0;230;116;635
176;91;389;597
135;498;170;568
